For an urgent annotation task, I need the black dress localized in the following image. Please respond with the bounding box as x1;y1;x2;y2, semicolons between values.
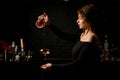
43;24;102;80
45;40;102;80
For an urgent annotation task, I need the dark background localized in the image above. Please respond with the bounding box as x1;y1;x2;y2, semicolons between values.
0;0;120;61
0;0;120;80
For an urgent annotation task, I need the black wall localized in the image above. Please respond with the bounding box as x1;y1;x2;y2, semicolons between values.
25;1;79;60
0;0;120;61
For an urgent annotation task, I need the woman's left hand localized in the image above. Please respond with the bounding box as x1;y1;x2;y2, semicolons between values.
40;63;52;70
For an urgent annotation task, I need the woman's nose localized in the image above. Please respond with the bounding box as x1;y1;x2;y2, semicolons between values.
76;19;79;23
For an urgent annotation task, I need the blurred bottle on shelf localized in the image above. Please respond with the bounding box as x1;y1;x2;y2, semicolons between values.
101;34;110;62
19;38;26;63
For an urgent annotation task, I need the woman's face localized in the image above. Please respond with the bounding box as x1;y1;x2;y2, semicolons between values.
76;13;88;29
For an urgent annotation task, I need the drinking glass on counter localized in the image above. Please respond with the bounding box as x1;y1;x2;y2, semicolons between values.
40;48;50;59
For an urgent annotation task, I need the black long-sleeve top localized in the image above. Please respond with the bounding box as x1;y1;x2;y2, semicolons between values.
48;24;102;71
52;41;102;70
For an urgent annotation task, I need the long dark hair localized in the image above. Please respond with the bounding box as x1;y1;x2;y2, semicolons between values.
77;3;104;40
78;4;99;30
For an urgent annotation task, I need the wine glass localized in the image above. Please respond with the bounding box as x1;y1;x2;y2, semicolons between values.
36;13;46;28
40;48;50;60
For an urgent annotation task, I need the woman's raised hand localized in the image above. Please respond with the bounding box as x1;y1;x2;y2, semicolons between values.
35;13;50;28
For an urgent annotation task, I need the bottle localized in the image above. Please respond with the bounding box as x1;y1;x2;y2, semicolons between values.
20;38;26;62
102;34;110;61
104;35;109;50
9;41;16;62
14;45;19;62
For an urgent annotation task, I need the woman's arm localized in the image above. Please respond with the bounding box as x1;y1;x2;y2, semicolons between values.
35;13;79;42
48;23;79;42
40;44;89;71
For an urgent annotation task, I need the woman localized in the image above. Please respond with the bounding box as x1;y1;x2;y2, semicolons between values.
35;3;102;79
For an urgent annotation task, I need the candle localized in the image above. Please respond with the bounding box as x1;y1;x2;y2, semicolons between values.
20;38;24;51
